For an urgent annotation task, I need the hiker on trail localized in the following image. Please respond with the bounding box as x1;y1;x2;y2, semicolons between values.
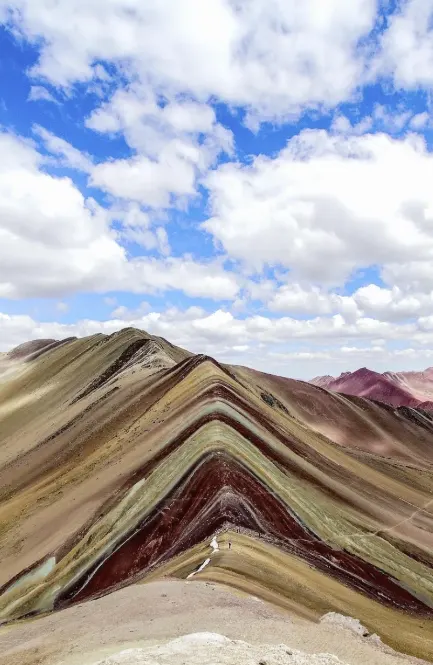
228;541;231;549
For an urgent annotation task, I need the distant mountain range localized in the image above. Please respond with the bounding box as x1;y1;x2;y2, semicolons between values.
311;366;433;411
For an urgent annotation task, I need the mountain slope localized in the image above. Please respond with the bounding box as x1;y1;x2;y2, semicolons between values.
0;330;432;660
311;366;433;410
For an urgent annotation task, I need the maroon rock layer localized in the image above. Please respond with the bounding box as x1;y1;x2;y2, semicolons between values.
58;452;431;617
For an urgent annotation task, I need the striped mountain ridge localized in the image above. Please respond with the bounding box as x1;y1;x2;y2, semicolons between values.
0;329;433;660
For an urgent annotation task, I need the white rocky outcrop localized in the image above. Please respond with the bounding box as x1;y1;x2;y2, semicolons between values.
320;613;370;637
93;632;348;665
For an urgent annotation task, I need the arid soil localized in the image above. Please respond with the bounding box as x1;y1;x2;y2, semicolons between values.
0;581;428;665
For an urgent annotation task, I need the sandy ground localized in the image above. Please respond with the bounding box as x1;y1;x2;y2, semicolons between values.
0;580;428;665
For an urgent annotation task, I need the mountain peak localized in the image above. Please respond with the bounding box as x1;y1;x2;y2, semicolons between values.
311;365;433;410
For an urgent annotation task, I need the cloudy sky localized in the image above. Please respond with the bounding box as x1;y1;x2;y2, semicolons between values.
2;0;433;378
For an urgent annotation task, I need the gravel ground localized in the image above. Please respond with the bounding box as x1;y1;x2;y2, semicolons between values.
0;580;428;665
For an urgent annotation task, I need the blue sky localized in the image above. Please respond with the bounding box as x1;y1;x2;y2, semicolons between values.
1;0;433;378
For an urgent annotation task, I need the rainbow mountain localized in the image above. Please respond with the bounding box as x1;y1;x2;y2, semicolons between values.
0;329;433;660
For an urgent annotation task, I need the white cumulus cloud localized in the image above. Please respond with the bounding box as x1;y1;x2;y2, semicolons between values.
2;307;433;378
0;130;239;301
378;0;433;89
203;130;433;284
0;0;377;118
